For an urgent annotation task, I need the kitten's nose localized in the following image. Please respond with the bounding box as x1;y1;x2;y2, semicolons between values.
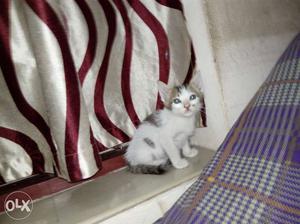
184;103;190;109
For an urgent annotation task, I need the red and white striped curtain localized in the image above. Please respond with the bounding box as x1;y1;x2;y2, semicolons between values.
0;0;198;183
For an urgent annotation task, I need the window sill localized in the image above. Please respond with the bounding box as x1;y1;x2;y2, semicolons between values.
0;147;215;224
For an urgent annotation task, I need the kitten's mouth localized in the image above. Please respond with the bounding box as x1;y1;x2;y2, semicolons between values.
184;109;192;114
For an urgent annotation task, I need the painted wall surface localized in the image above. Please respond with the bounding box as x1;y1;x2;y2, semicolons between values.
183;0;229;150
182;0;300;150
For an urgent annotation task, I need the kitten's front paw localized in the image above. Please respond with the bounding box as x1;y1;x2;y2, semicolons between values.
184;148;198;158
173;159;189;169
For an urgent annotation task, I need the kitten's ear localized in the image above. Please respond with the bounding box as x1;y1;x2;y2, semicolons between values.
190;70;204;93
157;81;171;103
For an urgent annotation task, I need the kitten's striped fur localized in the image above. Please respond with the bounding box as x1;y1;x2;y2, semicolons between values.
128;162;171;175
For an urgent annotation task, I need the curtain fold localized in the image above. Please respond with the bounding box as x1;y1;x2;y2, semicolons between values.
0;0;200;183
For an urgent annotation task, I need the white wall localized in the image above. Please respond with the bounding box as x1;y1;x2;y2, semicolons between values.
182;0;229;150
182;0;300;150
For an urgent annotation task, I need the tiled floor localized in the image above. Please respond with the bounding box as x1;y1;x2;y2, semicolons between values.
0;148;215;224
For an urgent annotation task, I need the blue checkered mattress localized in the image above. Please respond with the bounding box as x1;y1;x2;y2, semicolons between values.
155;34;300;224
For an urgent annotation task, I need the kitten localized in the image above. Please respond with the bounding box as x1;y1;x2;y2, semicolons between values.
125;73;203;174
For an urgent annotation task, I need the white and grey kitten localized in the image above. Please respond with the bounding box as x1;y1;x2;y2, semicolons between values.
125;74;203;174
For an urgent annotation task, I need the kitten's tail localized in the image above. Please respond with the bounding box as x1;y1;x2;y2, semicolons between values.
128;164;170;175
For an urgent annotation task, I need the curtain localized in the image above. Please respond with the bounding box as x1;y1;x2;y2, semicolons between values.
0;0;200;183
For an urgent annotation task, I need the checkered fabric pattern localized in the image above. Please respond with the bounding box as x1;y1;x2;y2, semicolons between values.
197;185;265;224
218;155;280;196
255;83;300;106
155;33;300;224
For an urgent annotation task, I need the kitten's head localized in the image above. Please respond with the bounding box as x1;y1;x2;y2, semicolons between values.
158;72;203;117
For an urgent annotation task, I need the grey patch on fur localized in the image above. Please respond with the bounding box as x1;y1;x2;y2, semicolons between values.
128;162;171;175
144;137;155;148
188;85;202;99
175;85;187;95
188;136;193;146
180;148;184;158
175;86;181;94
175;85;183;94
144;111;161;127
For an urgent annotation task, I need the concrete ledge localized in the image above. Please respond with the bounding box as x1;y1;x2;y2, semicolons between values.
0;148;215;224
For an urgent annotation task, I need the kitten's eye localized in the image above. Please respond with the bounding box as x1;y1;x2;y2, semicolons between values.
173;98;181;104
190;94;197;100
